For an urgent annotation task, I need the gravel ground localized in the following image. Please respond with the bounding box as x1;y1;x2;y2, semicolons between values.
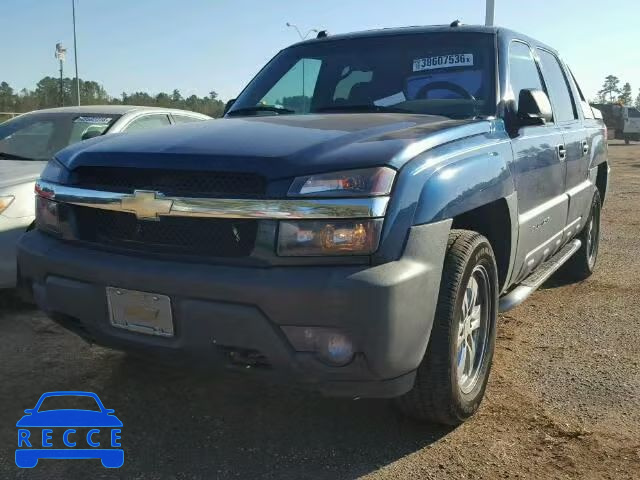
0;141;638;479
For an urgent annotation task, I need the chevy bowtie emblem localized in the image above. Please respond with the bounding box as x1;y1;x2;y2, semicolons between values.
121;190;173;221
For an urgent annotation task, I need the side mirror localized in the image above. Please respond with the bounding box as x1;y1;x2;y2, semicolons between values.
81;129;103;141
517;89;553;126
224;99;236;115
24;409;34;414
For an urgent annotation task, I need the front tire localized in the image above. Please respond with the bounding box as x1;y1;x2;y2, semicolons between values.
396;230;498;425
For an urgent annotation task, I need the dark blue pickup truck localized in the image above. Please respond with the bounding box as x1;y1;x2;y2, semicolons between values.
18;24;608;425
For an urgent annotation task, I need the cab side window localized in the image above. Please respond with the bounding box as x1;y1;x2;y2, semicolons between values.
536;49;578;123
568;68;594;119
172;115;203;124
125;114;171;132
508;42;545;113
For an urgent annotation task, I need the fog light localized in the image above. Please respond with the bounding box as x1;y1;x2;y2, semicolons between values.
322;333;354;365
282;326;355;366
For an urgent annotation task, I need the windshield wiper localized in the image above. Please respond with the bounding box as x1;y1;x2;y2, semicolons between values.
313;104;411;114
227;106;295;116
0;151;34;160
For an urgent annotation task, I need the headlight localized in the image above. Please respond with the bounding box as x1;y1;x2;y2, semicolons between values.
0;195;15;215
288;167;395;197
277;219;383;256
35;196;61;236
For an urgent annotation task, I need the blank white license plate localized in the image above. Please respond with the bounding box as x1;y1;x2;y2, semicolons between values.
106;287;174;337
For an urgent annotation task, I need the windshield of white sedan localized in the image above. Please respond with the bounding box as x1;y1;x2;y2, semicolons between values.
0;113;119;161
229;33;496;119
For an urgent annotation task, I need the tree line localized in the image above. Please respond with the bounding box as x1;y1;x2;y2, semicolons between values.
596;75;640;108
0;76;226;120
3;74;640;122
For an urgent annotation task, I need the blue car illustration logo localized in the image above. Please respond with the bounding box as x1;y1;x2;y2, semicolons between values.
16;391;123;468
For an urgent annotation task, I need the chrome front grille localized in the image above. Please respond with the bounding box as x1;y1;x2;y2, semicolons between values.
71;205;258;258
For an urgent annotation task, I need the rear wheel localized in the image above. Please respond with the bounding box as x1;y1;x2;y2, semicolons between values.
396;230;498;425
559;190;602;281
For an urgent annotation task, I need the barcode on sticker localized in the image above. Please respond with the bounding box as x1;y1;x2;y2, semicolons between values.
73;116;113;124
413;54;474;72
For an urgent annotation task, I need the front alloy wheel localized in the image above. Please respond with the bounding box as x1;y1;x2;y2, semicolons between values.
456;266;491;395
397;229;498;425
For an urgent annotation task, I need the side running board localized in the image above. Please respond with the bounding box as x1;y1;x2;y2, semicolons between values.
499;239;582;312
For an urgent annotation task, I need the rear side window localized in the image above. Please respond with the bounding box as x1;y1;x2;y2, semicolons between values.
508;42;545;111
173;115;204;124
567;68;594;119
537;49;577;122
125;114;171;132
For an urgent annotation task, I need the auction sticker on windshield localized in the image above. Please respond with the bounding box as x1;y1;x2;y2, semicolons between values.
413;53;474;72
73;116;114;124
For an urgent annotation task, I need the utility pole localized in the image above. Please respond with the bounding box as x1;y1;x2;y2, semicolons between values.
55;43;67;107
72;0;80;105
485;0;496;26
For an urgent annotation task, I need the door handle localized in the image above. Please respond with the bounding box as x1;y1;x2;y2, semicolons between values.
557;144;567;161
582;141;590;156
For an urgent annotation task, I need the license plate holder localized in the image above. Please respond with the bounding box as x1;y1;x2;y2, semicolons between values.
106;287;174;337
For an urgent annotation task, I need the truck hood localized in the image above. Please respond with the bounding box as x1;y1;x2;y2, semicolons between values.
0;160;48;189
56;114;488;179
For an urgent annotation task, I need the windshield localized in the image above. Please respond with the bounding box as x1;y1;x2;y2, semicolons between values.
0;113;119;161
628;108;640;118
229;33;496;120
37;395;102;412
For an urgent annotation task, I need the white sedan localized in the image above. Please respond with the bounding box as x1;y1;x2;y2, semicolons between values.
0;105;210;288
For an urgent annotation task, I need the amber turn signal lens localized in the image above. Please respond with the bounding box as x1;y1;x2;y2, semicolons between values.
0;196;14;214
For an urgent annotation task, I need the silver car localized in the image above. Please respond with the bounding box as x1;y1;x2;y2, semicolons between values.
0;105;210;288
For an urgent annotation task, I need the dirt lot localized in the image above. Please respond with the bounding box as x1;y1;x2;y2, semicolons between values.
0;141;638;479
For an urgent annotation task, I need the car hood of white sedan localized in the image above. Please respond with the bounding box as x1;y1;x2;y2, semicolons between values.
0;160;48;189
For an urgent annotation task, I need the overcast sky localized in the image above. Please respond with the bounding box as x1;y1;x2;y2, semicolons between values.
3;0;639;102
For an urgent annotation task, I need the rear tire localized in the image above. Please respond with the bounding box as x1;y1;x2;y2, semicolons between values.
396;230;498;425
559;190;602;281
